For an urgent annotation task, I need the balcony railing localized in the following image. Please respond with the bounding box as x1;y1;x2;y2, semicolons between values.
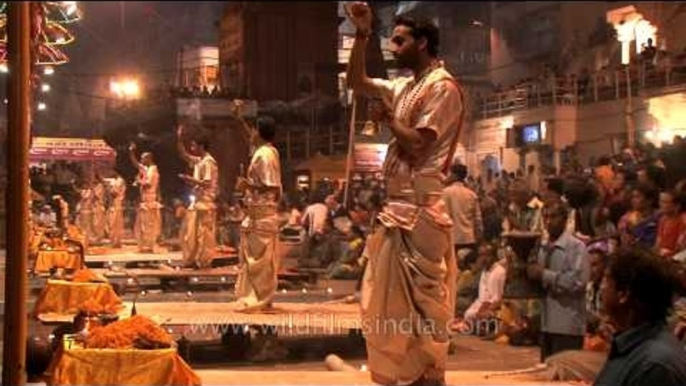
275;124;351;162
474;61;686;119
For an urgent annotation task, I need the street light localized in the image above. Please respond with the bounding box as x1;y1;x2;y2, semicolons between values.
110;78;141;100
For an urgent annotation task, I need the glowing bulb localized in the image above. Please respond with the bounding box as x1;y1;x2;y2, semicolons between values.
37;102;47;111
63;1;78;16
41;83;51;93
110;81;122;96
43;66;54;75
0;63;8;73
658;129;672;143
122;80;140;97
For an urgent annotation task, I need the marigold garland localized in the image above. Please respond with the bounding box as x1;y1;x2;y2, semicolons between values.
85;315;174;350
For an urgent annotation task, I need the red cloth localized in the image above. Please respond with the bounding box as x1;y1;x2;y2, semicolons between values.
656;214;686;256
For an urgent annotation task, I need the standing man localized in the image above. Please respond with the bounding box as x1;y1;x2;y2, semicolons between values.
128;143;162;253
91;173;107;244
442;164;483;259
233;102;283;311
527;203;589;362
106;172;127;248
177;125;219;269
346;3;466;385
76;182;95;246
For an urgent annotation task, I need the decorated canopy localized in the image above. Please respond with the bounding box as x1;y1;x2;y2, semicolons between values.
30;137;116;162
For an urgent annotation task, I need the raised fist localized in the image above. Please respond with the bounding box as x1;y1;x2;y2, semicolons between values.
344;2;372;35
232;100;245;117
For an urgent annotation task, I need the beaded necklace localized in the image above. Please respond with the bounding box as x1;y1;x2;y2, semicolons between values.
397;60;441;120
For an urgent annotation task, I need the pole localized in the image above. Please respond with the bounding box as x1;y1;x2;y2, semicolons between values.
625;65;635;147
3;2;31;385
343;96;357;209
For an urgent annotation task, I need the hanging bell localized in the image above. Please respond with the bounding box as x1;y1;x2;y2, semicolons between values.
361;120;378;137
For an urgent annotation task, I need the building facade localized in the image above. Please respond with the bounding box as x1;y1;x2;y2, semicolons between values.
463;2;686;178
218;2;340;102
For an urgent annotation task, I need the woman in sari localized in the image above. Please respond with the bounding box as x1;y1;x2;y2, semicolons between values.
618;184;660;248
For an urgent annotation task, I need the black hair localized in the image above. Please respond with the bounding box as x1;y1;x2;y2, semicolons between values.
633;183;659;209
393;15;440;57
662;190;686;212
256;115;277;143
543;201;570;219
598;155;612;166
545;177;565;197
451;163;468;182
193;134;211;151
565;178;597;209
607;248;676;323
458;248;479;271
641;164;667;191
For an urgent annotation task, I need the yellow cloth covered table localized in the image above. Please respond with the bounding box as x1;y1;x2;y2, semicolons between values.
34;280;122;315
48;347;201;386
34;250;82;273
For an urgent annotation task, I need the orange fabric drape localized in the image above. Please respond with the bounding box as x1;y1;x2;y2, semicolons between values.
48;347;201;386
33;280;121;315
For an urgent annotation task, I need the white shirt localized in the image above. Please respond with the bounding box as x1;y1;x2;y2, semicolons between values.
139;164;160;203
464;262;507;321
191;153;219;203
442;181;482;245
370;65;465;177
302;203;328;236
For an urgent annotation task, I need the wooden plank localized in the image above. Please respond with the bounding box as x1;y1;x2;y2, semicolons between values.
35;268;309;282
38;301;362;332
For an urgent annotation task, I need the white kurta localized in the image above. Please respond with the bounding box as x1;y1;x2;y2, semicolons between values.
182;153;219;268
134;164;162;252
235;143;282;311
361;63;466;384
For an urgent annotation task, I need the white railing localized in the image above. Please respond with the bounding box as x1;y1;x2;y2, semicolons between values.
474;61;686;119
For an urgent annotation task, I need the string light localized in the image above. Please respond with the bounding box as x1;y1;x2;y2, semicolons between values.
41;83;51;93
44;66;55;75
63;1;78;16
37;102;47;111
0;64;8;73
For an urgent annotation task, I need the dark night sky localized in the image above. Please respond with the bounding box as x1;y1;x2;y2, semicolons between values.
39;1;224;137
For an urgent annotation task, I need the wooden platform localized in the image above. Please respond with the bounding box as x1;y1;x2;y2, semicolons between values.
33;266;313;295
84;246;237;264
38;301;361;333
91;266;240;279
85;251;183;264
195;370;566;385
